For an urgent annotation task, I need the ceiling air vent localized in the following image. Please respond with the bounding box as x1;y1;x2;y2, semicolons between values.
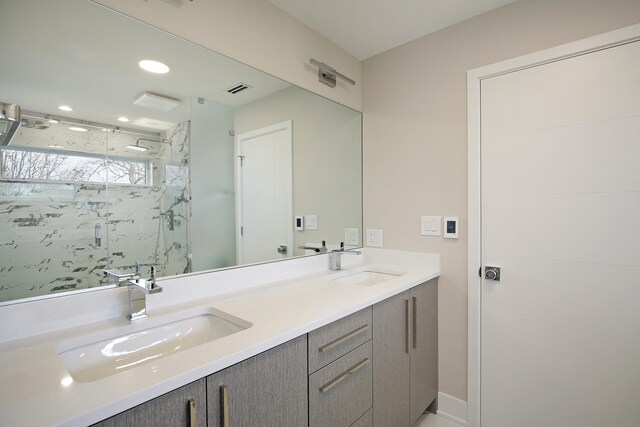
226;83;252;94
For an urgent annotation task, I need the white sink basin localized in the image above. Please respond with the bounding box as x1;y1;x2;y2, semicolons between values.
58;308;251;382
331;268;404;286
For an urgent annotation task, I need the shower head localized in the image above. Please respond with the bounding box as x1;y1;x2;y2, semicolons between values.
0;103;21;146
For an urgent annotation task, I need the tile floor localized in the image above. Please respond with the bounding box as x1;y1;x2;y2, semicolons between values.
414;412;464;427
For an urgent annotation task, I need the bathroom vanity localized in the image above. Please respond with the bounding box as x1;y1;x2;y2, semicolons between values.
0;249;439;427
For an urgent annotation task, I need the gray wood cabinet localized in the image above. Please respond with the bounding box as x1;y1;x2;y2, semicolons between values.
206;335;308;427
372;289;411;427
409;280;438;424
92;378;206;427
372;279;438;427
93;280;437;427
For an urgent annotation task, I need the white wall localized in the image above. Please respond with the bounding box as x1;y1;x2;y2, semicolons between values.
362;0;640;401
92;0;362;111
190;98;236;271
234;86;362;254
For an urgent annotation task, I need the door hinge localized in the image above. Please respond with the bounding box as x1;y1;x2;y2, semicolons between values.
240;226;244;236
479;267;482;278
238;155;245;167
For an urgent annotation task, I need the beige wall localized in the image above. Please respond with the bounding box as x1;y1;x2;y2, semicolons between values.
93;0;361;111
362;0;640;401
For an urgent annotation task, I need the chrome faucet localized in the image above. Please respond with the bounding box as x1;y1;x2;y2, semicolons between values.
298;240;328;254
103;263;162;321
329;242;362;271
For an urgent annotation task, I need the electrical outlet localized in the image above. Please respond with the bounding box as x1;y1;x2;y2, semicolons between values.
344;228;359;245
366;229;383;247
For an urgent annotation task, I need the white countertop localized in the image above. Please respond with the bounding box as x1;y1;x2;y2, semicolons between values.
0;249;439;426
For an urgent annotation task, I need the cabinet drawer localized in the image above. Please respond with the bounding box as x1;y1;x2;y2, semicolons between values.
309;307;372;373
350;409;372;427
309;341;372;427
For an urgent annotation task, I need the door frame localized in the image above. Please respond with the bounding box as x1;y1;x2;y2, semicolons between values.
466;23;640;427
235;120;293;265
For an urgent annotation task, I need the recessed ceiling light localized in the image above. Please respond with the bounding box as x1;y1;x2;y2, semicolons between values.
126;144;148;152
49;145;64;149
139;59;170;74
47;119;60;124
69;126;88;132
58;105;73;112
117;117;130;123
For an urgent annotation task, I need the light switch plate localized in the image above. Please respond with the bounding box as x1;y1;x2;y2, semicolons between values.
344;228;359;245
295;216;304;231
421;216;441;236
305;215;318;230
366;229;383;247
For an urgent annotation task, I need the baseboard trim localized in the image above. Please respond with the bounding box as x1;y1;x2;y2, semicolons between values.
437;392;468;426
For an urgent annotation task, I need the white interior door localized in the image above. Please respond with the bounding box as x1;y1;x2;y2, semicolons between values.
480;41;640;426
236;121;293;265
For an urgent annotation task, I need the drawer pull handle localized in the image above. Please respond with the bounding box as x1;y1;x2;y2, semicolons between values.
220;385;229;427
319;324;369;353
188;399;196;427
319;357;369;393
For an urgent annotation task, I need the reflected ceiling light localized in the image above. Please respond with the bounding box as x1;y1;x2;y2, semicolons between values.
126;144;148;152
138;59;170;74
49;144;64;149
117;117;130;122
47;119;60;124
69;126;88;132
58;105;73;112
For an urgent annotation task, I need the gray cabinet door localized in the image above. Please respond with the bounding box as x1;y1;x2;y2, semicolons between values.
206;335;308;427
93;379;206;427
372;289;410;427
409;279;438;425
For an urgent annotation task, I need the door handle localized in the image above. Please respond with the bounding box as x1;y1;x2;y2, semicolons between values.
485;266;501;281
412;296;417;350
277;244;288;254
188;399;196;427
405;299;410;354
220;385;229;427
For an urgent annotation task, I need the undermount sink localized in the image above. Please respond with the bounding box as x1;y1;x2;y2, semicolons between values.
58;308;251;383
331;268;405;286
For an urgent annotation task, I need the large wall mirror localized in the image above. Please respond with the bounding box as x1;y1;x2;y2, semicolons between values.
0;0;362;304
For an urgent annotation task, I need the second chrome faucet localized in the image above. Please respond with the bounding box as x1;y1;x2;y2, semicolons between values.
330;242;362;271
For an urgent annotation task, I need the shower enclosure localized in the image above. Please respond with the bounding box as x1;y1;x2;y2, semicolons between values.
0;114;192;302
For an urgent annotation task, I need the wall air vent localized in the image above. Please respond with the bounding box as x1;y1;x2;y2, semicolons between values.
226;83;252;94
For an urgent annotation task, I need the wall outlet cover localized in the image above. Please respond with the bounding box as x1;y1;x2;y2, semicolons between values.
366;229;383;247
344;228;359;245
305;215;318;230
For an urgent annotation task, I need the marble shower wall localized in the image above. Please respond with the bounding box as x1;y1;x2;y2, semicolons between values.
0;119;190;302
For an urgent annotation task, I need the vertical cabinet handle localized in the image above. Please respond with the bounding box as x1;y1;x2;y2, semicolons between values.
220;385;229;427
188;399;196;427
412;296;417;349
405;299;410;354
